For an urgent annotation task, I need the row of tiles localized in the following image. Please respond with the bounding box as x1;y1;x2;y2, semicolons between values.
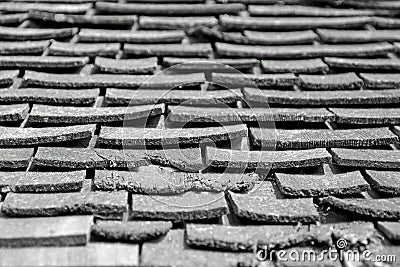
5;103;400;125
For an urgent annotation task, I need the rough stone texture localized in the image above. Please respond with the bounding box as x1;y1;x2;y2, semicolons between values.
0;88;98;106
377;221;400;241
98;124;247;147
250;127;399;149
139;16;218;30
324;57;400;70
216;42;394;58
320;196;400;219
29;11;136;26
299;73;363;90
331;108;400;124
33;147;148;169
96;2;245;15
95;57;157;74
364;170;400;195
168;106;334;123
317;29;400;43
7;171;85;193
48;42;120;57
92;220;172;242
124;43;212;57
360;73;400;89
275;171;370;197
243;87;400;106
83;191;128;219
186;224;332;252
0;124;94;146
0;26;77;40
0;40;49;55
0;148;34;169
261;58;329;73
79;28;185;43
145;148;203;172
0;56;89;68
23;71;205;89
211;73;299;88
130;192;228;221
228;182;320;223
0;243;139;267
93;167;257;193
207;147;332;170
220;15;371;30
28;104;163;124
331;148;400;169
0;104;29;122
105;88;241;106
0;215;92;247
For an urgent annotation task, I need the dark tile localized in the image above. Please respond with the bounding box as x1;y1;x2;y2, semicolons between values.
124;43;212;57
331;108;400;124
331;148;400;169
0;215;92;247
324;57;400;71
92;220;172;242
211;73;299;88
0;26;77;41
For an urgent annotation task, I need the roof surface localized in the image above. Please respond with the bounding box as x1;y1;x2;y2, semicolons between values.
0;0;399;266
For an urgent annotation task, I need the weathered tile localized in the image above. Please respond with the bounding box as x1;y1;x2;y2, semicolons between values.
275;171;370;197
48;42;120;57
105;88;241;106
250;127;399;149
95;57;157;74
0;124;94;146
130;192;228;221
321;196;400;219
331;148;400;168
96;2;245;15
207;147;331;170
78;29;184;43
29;11;136;26
0;215;92;247
28;104;163;124
360;73;400;89
243;87;400;106
377;221;400;241
299;73;363;90
145;148;202;172
95;148;148;169
93;167;257;193
325;57;400;71
11;171;85;193
1;192;85;216
228;182;319;223
0;40;49;55
331;108;400;124
0;242;139;267
220;15;370;30
216;42;394;59
98;124;247;147
0;56;89;68
124;43;212;57
0;70;18;85
162;57;258;71
139;16;218;30
0;3;92;13
141;230;256;267
0;26;77;41
317;29;400;43
243;30;318;45
168;106;334;123
0;14;27;26
0;148;34;169
23;71;205;89
92;220;172;242
84;191;128;219
261;58;328;73
364;170;400;195
211;73;299;88
0;88;98;106
0;104;29;122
